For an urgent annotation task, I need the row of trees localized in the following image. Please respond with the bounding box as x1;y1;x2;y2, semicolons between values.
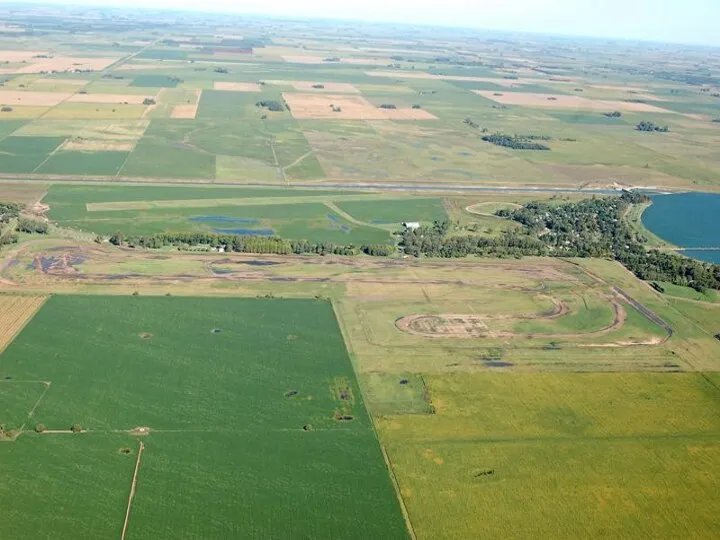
109;231;395;257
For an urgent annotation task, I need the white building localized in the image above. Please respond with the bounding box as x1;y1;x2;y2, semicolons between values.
403;222;421;230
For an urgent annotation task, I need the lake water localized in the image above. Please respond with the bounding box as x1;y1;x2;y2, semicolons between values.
642;192;720;263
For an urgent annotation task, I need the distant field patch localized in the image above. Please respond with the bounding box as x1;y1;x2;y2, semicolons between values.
63;139;135;152
291;81;360;94
35;78;88;86
0;135;65;155
0;57;118;75
0;295;46;352
473;90;673;113
0;50;46;62
135;49;189;61
213;82;261;92
36;151;130;176
130;75;180;88
0;91;70;106
284;93;387;120
42;103;147;120
169;88;201;119
380;108;438;120
66;93;154;105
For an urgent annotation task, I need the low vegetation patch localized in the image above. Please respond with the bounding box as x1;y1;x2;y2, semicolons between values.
636;120;669;132
481;133;551;150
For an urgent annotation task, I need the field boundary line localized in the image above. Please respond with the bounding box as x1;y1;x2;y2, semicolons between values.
121;440;145;540
379;443;416;540
331;301;416;540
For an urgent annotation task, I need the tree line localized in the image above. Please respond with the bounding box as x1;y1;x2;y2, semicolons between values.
109;231;395;257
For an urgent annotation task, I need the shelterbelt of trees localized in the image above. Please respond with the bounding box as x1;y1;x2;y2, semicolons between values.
109;231;394;257
402;191;720;291
96;192;719;292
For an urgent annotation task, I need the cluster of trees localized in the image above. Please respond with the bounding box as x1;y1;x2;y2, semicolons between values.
0;202;21;223
16;217;48;234
481;133;550;150
401;220;546;259
379;104;397;109
109;231;396;257
636;121;669;132
142;97;156;105
255;100;286;112
603;111;622;118
496;191;720;291
399;191;720;291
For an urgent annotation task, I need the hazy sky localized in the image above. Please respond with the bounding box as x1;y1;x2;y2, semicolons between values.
27;0;720;46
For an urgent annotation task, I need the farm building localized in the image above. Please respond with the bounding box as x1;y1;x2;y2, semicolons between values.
403;222;421;230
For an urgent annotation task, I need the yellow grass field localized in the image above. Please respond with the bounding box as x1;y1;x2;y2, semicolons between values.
0;295;47;352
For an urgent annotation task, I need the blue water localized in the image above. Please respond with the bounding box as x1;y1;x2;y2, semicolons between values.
213;228;275;236
642;192;720;263
190;216;259;225
681;250;720;264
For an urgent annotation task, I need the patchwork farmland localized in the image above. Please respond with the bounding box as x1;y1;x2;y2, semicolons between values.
1;5;719;540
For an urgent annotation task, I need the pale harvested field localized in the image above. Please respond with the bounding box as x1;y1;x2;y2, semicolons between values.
67;93;154;105
356;84;415;94
0;91;70;106
64;139;135;151
170;104;198;119
283;92;388;120
380;108;438;120
170;89;201;119
213;81;261;92
473;90;674;113
0;296;47;352
0;50;47;62
0;57;119;74
291;81;360;93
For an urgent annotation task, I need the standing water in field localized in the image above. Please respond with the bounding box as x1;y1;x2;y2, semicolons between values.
642;192;720;263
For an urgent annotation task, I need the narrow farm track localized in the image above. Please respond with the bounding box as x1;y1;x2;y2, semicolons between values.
121;441;145;540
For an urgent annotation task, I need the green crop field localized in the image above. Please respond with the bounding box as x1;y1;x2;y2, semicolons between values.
0;296;408;539
37;150;130;176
